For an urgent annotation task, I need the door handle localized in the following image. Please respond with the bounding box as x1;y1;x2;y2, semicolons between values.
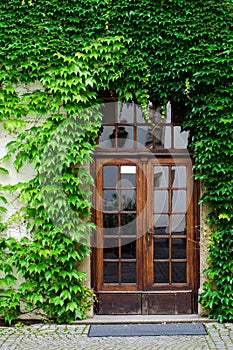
146;230;153;246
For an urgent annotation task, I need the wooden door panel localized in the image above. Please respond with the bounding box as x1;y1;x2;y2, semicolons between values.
96;292;142;314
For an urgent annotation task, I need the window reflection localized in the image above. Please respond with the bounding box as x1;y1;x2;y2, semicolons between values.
154;190;168;212
120;166;136;187
174;126;189;149
154;167;168;188
119;102;134;123
172;166;186;188
103;166;118;188
103;214;118;235
154;214;169;235
121;190;136;211
121;214;136;235
172;214;186;235
98;100;189;151
103;190;118;211
172;190;186;212
99;126;116;148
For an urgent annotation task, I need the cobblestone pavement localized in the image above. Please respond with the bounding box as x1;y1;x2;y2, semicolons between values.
0;322;232;350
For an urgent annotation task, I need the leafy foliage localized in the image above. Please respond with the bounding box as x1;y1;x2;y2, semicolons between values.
0;0;232;323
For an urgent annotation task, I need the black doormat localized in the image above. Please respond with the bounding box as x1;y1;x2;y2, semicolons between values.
88;323;207;337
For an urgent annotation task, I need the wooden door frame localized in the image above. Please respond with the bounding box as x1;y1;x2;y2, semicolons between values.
91;155;200;314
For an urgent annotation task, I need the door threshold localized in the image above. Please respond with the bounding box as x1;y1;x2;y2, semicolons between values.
73;314;212;325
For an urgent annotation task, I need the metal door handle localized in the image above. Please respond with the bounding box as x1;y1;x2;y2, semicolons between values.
146;230;153;246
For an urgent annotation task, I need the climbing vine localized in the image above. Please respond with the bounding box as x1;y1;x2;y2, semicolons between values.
0;0;232;323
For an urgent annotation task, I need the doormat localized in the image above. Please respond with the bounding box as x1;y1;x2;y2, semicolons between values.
88;323;207;337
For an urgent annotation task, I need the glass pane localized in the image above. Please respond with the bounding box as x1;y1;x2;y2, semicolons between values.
117;126;134;149
154;238;169;259
154;166;168;188
154;214;169;235
103;240;119;258
172;214;186;235
100;102;117;123
154;126;171;148
154;190;168;212
136;125;152;149
99;126;116;148
121;214;136;235
121;190;136;211
147;105;162;124
121;262;136;283
120;166;136;187
174;126;189;149
103;190;118;211
121;239;136;259
104;236;119;250
172;166;186;188
166;101;172;123
103;166;118;187
136;104;143;122
172;238;186;259
172;190;186;212
119;102;134;123
154;262;169;283
104;262;118;283
172;262;186;283
103;214;118;235
153;126;164;147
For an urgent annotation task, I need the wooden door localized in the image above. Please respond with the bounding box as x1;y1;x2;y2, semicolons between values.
93;157;198;314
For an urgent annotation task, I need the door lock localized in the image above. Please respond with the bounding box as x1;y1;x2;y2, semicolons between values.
146;230;153;246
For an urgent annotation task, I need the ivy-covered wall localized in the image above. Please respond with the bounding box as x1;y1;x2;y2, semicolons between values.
0;0;232;323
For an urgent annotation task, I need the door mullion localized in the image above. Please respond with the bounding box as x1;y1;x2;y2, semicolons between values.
169;165;172;285
145;160;155;289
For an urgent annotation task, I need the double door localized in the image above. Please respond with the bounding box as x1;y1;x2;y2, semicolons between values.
94;157;198;314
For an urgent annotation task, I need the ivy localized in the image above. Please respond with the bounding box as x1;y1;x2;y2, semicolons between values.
0;0;233;323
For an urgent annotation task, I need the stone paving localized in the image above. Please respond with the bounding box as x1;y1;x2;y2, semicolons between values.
0;322;232;350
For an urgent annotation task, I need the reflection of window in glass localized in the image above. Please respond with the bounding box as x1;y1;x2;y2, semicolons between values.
103;214;118;235
154;214;169;235
99;126;116;148
172;190;186;212
120;166;136;187
172;166;186;188
101;102;117;123
121;190;136;211
172;214;186;235
154;190;168;212
98;99;189;151
103;166;118;187
119;102;134;123
103;190;118;211
121;214;136;235
154;167;168;187
174;126;189;149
